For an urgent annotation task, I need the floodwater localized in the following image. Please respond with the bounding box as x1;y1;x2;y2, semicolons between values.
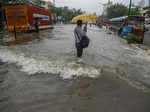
0;24;150;112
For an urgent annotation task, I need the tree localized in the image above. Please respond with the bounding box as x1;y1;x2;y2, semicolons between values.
106;3;128;19
0;0;8;31
33;0;42;6
130;6;141;15
48;6;85;23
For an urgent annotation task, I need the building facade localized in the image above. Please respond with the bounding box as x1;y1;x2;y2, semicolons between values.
29;0;53;9
41;1;53;9
141;9;150;17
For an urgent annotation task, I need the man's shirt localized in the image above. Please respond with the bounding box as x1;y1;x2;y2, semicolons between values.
74;26;86;43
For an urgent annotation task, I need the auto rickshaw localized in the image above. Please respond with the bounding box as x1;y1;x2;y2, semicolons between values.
117;16;145;43
126;16;145;42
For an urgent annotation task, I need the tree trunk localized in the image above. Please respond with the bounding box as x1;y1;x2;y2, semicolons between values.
0;2;3;31
149;0;150;10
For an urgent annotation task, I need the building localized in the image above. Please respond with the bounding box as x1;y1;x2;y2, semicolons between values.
139;0;150;17
140;8;150;17
29;0;53;9
41;1;53;9
5;2;53;32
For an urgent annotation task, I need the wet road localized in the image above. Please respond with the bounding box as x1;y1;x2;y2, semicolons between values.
1;24;150;112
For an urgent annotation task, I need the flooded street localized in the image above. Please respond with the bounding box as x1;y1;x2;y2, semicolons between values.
1;24;150;112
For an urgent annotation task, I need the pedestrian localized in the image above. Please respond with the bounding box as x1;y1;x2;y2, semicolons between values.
74;20;86;62
83;23;87;33
105;23;109;32
34;18;39;33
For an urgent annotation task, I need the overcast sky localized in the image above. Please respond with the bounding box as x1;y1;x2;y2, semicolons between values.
46;0;149;15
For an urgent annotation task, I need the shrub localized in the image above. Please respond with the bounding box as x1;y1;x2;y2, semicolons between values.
127;33;142;44
0;23;4;31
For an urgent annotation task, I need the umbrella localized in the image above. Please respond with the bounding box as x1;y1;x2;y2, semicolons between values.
71;14;98;24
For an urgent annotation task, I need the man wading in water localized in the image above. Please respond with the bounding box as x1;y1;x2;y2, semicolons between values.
74;20;87;63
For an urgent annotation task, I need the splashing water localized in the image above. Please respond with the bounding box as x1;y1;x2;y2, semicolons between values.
0;46;100;79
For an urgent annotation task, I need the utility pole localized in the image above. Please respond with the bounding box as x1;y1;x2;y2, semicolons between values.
108;0;111;7
149;0;150;10
53;0;55;6
128;0;132;16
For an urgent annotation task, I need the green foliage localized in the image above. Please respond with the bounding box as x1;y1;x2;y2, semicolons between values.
0;0;29;5
0;1;4;31
0;0;8;4
105;3;141;19
48;6;85;23
33;0;42;6
130;6;140;15
127;33;142;44
106;3;128;19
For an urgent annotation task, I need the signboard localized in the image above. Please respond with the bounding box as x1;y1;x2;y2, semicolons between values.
33;14;49;20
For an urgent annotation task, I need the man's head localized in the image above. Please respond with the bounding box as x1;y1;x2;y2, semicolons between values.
77;20;82;26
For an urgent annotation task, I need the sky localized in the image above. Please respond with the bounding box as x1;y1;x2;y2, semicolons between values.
45;0;149;15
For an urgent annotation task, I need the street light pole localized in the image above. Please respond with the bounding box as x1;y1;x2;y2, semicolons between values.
149;0;150;10
128;0;132;16
53;0;55;6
